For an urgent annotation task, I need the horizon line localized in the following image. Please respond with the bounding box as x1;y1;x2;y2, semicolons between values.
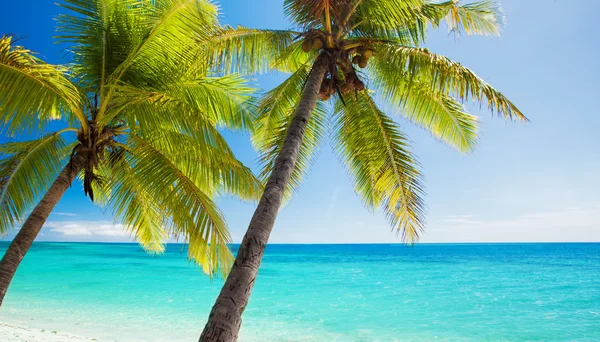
1;241;599;245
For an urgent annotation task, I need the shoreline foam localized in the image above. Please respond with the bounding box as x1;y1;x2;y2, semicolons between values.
0;321;97;342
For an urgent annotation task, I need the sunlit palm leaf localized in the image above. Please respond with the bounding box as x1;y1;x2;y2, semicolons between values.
56;0;145;93
0;36;84;135
333;92;425;242
283;0;347;29
376;44;527;121
371;59;479;152
135;126;262;201
96;158;169;254
0;132;75;233
208;26;299;75
109;74;255;131
423;0;504;36
110;0;217;82
350;0;427;44
126;135;234;277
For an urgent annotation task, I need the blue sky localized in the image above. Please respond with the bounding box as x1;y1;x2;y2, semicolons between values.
1;0;599;244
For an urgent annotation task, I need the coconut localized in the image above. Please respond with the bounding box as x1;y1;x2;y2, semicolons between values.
352;55;361;64
355;80;365;91
358;56;368;68
357;46;366;55
341;83;352;94
363;49;374;59
312;38;323;50
302;38;313;52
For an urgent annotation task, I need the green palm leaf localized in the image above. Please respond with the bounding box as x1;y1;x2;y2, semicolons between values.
350;0;428;44
108;74;256;131
135;126;262;201
56;0;139;94
0;36;84;135
376;44;527;121
423;0;504;36
95;157;169;254
371;59;479;152
107;0;219;84
208;26;300;75
125;135;234;277
333;92;425;242
0;131;75;233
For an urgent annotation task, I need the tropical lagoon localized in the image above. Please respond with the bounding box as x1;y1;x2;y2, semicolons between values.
1;243;599;341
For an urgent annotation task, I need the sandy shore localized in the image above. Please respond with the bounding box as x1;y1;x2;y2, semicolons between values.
0;322;97;342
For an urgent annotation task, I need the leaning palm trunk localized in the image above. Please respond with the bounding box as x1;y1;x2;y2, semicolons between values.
200;53;329;341
0;155;85;306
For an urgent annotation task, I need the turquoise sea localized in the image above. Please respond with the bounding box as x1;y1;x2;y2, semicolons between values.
0;243;599;341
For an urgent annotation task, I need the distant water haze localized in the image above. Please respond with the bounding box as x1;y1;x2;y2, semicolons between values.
3;205;599;244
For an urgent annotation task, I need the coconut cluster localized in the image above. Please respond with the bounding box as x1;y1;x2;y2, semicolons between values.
300;33;375;101
302;35;325;52
350;46;374;69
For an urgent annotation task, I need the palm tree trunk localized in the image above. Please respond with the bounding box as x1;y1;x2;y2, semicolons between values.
200;53;330;342
0;154;85;307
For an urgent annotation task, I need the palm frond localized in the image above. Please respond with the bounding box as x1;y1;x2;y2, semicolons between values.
376;44;527;121
95;134;235;277
56;0;140;94
371;59;479;152
350;0;428;44
109;74;256;131
0;36;84;135
333;92;425;242
108;0;218;84
95;157;169;254
208;26;299;75
124;134;234;277
173;75;256;131
0;131;75;233
422;0;504;36
93;0;220;119
271;40;318;73
283;0;343;29
135;125;263;201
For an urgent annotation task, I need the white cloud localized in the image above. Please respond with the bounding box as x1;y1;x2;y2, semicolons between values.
436;215;479;225
8;206;595;244
44;221;129;238
53;212;77;217
424;205;600;243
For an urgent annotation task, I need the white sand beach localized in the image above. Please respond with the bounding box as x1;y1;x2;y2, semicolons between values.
0;322;97;342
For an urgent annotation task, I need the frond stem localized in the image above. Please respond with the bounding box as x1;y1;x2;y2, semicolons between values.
335;0;364;40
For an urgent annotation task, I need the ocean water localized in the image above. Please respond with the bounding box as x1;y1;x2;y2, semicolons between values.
0;243;599;341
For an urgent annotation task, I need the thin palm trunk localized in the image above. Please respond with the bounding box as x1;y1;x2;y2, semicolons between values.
0;154;85;306
200;53;330;342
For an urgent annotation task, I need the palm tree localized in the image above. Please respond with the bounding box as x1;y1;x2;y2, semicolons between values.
0;0;261;307
200;0;527;340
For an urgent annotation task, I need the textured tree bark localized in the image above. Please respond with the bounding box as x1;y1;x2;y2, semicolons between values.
200;53;330;342
0;154;86;307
